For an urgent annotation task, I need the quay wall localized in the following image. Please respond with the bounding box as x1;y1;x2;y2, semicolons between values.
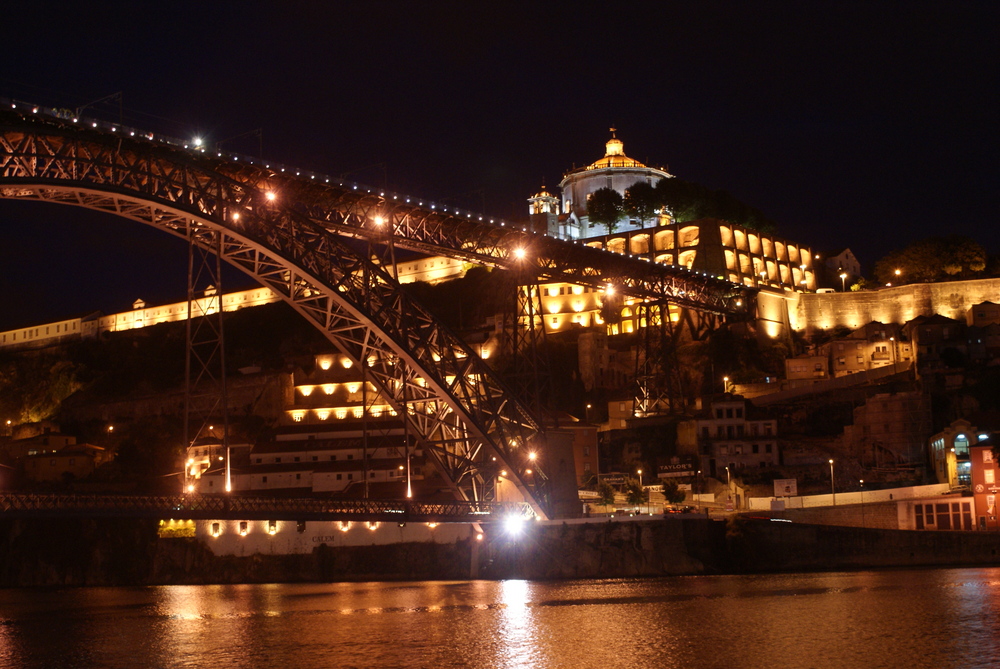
2;516;1000;587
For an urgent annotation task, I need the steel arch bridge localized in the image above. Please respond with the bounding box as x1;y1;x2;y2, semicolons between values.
0;103;754;520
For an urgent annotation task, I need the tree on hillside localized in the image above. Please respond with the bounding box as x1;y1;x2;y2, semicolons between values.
624;476;647;507
873;235;987;285
654;177;777;233
623;181;659;228
598;480;617;506
662;479;687;504
587;187;624;233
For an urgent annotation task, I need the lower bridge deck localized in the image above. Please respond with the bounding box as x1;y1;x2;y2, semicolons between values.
0;493;533;524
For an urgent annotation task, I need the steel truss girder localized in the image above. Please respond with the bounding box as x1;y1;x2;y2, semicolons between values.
295;193;754;316
0;492;533;523
0;113;550;518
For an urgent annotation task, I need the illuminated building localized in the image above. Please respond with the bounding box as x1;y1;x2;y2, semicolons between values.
532;132;817;341
197;352;425;496
928;419;983;488
557;130;673;239
695;395;779;479
970;440;999;531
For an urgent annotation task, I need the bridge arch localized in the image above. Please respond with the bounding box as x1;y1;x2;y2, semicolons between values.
0;108;551;516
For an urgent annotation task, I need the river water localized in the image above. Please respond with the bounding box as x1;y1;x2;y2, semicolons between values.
1;568;998;669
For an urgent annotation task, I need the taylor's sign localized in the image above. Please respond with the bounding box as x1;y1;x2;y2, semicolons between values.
658;462;695;478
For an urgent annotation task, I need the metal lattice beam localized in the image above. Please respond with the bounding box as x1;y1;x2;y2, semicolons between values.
0;106;756;518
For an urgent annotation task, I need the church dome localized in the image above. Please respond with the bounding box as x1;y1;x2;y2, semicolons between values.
586;131;647;170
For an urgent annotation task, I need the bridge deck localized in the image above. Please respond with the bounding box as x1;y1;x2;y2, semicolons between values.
0;493;533;524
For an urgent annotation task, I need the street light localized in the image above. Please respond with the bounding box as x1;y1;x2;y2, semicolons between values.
860;479;865;527
839;272;848;291
637;468;644;514
829;459;836;505
723;376;729;393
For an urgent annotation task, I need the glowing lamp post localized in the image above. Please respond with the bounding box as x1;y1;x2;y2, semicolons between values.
829;459;836;505
637;468;644;514
839;272;848;292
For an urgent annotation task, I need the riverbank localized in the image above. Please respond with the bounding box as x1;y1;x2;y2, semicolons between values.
2;516;999;587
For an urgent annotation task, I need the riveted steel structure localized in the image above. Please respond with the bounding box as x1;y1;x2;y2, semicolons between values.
0;492;533;523
0;103;755;519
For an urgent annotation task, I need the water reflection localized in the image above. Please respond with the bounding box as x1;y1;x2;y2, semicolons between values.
496;579;535;668
1;569;999;668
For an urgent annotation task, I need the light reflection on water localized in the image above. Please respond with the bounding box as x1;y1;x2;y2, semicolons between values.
1;568;999;668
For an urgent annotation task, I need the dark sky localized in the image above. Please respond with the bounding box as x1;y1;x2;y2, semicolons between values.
1;2;996;331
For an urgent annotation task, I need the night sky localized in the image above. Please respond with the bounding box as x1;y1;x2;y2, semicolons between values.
1;2;996;331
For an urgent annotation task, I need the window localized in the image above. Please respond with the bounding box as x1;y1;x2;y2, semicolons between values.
936;504;951;530
296;473;301;480
275;457;281;463
726;408;733;419
584;462;591;472
766;444;773;454
256;457;262;464
702;427;710;438
715;409;723;419
336;474;342;481
735;408;743;418
312;456;318;461
294;456;300;462
262;476;268;483
764;424;773;436
752;444;759;454
583;446;590;456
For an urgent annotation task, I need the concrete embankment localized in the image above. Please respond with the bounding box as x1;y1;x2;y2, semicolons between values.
2;516;1000;587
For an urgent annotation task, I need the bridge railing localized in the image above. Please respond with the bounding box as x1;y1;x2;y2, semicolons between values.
0;492;534;522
